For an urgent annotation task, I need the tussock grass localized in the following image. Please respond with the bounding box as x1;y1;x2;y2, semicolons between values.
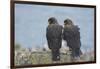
15;51;94;66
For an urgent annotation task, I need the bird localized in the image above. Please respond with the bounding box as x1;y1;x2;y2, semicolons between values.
46;17;63;62
63;19;82;61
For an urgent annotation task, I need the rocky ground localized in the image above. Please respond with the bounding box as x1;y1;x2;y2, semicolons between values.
15;47;94;66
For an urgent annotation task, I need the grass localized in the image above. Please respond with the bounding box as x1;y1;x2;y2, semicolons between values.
15;50;94;66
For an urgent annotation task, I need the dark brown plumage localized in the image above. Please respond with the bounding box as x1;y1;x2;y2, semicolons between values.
46;17;63;61
63;19;82;59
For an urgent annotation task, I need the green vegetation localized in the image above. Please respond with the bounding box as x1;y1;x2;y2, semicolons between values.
15;44;94;66
15;43;22;50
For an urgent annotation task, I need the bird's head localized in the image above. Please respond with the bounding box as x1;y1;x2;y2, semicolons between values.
48;17;58;25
